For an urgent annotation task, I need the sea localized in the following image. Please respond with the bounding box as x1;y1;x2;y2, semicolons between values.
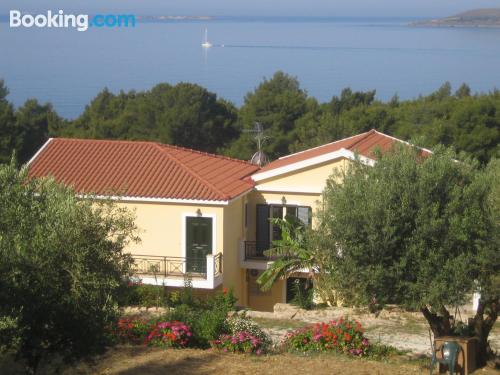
1;16;500;119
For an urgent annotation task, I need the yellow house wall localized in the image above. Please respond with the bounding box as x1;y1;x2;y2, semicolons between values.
246;158;347;238
222;196;246;303
242;157;348;310
254;158;347;194
119;201;224;258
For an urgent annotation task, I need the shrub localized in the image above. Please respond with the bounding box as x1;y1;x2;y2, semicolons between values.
119;282;169;308
211;332;266;355
283;318;369;356
226;315;271;348
163;288;236;347
289;279;314;310
112;317;151;344
145;321;192;348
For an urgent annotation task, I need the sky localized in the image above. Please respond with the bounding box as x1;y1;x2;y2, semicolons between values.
1;0;500;17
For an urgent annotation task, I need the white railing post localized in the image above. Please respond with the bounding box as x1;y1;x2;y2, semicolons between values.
206;254;215;288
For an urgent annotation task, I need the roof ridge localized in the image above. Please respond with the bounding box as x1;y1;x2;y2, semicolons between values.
152;143;231;200
51;137;256;166
278;130;372;160
158;142;256;167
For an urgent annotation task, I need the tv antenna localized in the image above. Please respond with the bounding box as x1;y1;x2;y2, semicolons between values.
244;122;269;166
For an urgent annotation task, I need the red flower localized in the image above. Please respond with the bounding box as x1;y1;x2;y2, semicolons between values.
223;287;228;295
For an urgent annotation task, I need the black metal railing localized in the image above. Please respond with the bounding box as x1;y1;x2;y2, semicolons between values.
244;241;274;260
131;253;223;279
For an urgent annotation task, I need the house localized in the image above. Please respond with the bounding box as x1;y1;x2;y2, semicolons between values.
28;130;430;311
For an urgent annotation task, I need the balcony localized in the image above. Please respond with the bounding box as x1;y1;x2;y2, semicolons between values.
131;253;223;289
240;241;276;270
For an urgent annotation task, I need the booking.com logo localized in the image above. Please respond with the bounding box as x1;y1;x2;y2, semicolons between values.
9;10;136;32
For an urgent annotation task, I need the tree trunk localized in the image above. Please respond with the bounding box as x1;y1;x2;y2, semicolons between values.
421;305;452;337
470;297;498;367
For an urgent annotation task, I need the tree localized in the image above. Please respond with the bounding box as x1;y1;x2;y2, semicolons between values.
227;71;308;160
257;217;315;291
14;99;59;163
0;161;139;373
0;80;16;164
65;83;239;153
316;145;498;365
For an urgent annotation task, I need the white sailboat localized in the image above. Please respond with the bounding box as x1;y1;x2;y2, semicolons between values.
201;28;212;48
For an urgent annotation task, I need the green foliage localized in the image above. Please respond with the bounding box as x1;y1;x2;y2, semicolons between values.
1;77;499;166
0;80;62;165
257;216;315;292
119;283;169;308
318;145;497;309
63;83;239;154
282;318;369;356
164;289;236;348
289;279;314;310
226;71;309;160
0;162;139;373
226;314;272;347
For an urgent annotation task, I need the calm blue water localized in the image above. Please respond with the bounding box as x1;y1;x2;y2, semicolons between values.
1;17;500;119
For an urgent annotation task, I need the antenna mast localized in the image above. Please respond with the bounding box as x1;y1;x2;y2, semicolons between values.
244;122;269;166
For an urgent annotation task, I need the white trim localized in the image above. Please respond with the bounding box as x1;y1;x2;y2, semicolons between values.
252;148;375;182
27;138;53;166
139;272;223;289
79;194;230;206
181;212;217;267
254;185;323;194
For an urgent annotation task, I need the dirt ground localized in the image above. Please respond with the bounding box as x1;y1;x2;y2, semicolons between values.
3;346;499;375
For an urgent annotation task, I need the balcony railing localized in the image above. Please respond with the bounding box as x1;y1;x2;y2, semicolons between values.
131;253;223;280
243;241;273;260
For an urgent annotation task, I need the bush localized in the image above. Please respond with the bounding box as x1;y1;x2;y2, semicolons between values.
211;332;266;355
282;318;369;356
0;163;139;373
226;315;271;348
163;288;236;347
289;279;314;310
145;321;192;348
120;282;169;308
112;317;151;344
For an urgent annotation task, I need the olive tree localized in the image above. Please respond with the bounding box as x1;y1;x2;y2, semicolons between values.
0;161;139;373
317;145;498;365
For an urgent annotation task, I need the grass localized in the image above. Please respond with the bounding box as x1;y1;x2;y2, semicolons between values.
4;346;499;375
0;347;429;374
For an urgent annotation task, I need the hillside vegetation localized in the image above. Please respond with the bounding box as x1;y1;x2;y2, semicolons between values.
0;73;499;165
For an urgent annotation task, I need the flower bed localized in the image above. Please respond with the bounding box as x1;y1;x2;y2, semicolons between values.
145;321;192;348
282;318;369;356
211;331;266;355
112;318;192;348
113;317;150;344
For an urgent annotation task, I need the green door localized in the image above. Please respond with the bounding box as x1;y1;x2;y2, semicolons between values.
186;217;212;274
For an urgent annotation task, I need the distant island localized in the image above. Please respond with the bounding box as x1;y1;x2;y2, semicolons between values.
411;8;500;28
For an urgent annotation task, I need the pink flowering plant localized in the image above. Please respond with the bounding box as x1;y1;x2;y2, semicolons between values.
282;317;369;356
210;331;266;355
145;321;192;348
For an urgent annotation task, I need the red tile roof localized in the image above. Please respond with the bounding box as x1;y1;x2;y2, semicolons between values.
258;129;432;173
28;138;259;202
